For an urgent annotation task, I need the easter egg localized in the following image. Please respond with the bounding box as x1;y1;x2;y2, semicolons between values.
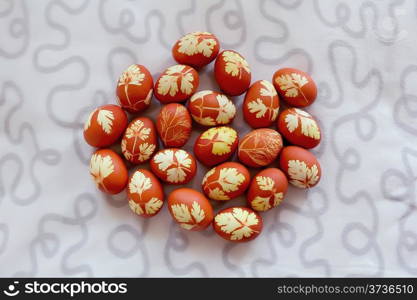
272;68;317;107
89;149;128;194
194;126;238;167
172;31;220;68
214;50;251;96
83;104;128;148
202;162;250;201
188;90;236;126
156;103;192;147
127;169;164;218
168;188;214;231
116;64;153;113
279;146;321;188
150;149;197;185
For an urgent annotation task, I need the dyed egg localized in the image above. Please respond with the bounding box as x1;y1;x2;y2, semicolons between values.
279;146;321;188
272;68;317;107
214;50;251;96
150;149;197;185
247;168;288;212
238;128;283;168
127;169;164;218
156;103;192;147
168;188;214;231
89;149;128;194
172;31;220;68
116;64;153;113
213;207;263;242
154;64;199;103
121;117;157;164
189;90;236;126
83;104;127;148
194;126;238;167
202;162;250;201
278;108;321;149
243;80;279;128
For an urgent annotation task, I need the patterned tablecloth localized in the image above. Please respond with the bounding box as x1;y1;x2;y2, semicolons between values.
1;0;416;277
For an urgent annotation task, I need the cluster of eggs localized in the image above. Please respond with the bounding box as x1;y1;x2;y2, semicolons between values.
84;31;322;243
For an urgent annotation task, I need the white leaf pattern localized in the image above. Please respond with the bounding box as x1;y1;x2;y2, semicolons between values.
97;109;114;134
215;208;259;240
288;160;319;188
90;154;114;191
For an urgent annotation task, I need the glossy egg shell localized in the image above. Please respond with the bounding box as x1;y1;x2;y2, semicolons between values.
121;117;158;164
168;188;214;231
278;108;321;149
150;149;197;185
238;128;283;168
188;90;236;126
116;64;154;113
89;149;128;194
156;103;192;147
127;169;164;218
83;104;128;148
194;126;238;167
279;146;321;188
214;50;251;96
243;80;279;128
272;68;317;107
213;206;263;242
247;168;288;212
172;31;220;68
202;162;250;201
154;64;199;103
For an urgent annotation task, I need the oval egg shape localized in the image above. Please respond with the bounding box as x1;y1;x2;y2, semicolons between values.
121;117;158;164
83;104;128;148
154;64;199;103
279;146;321;188
172;31;220;68
214;50;251;96
202;162;250;201
116;64;153;113
238;128;283;168
168;188;214;231
194;126;238;167
89;149;128;194
247;168;288;212
156;103;192;147
243;80;279;128
272;68;317;107
213;206;263;242
150;148;197;185
189;90;236;126
127;169;164;218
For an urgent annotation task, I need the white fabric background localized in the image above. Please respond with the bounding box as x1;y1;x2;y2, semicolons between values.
0;0;416;277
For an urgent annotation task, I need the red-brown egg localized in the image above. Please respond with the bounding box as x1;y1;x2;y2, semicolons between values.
156;103;192;147
188;90;236;126
89;149;128;194
83;104;128;148
247;168;288;212
238;128;283;168
214;50;251;96
243;80;279;128
279;146;321;188
202;162;250;201
172;31;220;68
150;149;196;185
272;68;317;107
116;64;153;113
168;188;214;231
121;117;157;164
213;206;263;242
154;64;199;103
127;169;164;218
277;108;321;149
194;126;238;167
